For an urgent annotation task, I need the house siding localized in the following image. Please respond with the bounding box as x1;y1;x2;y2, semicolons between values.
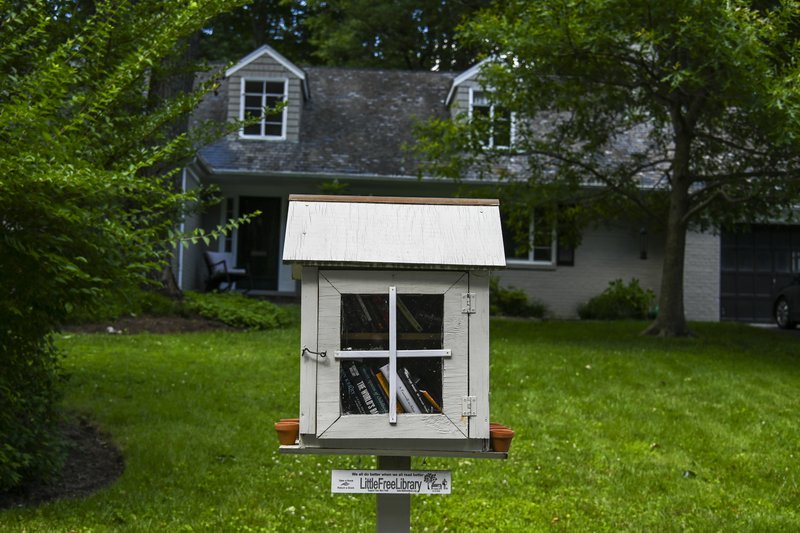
497;223;664;318
226;54;302;142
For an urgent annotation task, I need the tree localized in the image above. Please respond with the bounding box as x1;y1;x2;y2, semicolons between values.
416;0;800;336
0;0;248;489
304;0;490;70
198;0;314;64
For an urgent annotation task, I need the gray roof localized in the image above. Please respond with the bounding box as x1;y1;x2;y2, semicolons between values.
197;67;455;178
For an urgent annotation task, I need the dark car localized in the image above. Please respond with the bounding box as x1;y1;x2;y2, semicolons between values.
774;275;800;329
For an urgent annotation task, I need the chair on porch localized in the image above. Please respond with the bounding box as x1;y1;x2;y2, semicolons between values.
203;251;252;292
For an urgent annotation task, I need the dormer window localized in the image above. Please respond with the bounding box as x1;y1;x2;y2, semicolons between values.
470;89;514;149
240;78;287;139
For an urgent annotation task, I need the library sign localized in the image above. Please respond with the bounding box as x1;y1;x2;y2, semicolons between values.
332;470;452;495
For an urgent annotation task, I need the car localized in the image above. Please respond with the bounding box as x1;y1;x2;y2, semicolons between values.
773;275;800;329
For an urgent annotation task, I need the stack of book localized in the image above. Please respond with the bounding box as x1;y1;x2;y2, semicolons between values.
339;360;442;415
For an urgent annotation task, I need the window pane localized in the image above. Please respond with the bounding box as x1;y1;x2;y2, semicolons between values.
533;246;553;262
341;294;389;351
264;123;283;137
244;108;262;120
244;80;263;93
265;81;285;95
244;95;262;108
396;295;443;350
493;108;512;147
243;123;261;135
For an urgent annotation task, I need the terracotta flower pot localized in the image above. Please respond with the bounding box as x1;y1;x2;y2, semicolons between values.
280;418;300;424
490;427;515;453
490;422;508;430
275;420;300;445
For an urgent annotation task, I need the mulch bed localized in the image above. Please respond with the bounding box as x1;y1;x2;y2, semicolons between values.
62;315;235;335
0;416;124;510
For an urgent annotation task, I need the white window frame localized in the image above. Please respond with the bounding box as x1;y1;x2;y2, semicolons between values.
504;210;557;267
469;87;515;149
239;77;288;140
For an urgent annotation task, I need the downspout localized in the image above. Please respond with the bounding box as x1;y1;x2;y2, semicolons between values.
177;168;187;290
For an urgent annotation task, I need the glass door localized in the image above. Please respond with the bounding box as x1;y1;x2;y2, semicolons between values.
316;270;469;440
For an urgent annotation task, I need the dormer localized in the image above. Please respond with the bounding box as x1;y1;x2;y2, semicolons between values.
446;58;515;149
225;44;309;142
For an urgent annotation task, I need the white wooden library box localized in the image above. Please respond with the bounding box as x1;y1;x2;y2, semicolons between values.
282;195;505;457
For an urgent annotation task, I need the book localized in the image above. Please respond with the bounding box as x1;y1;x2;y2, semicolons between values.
379;363;422;414
375;371;405;413
420;389;442;413
398;365;432;414
340;368;366;414
358;364;388;413
343;361;380;414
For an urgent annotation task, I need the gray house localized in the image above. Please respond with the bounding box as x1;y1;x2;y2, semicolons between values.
179;44;799;323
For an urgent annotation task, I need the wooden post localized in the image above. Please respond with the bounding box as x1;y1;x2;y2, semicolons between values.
376;456;411;533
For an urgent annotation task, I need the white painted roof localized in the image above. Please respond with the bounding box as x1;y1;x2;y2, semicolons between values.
283;195;506;269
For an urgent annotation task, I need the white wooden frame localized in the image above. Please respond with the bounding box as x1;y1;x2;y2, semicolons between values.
315;270;470;440
238;77;288;140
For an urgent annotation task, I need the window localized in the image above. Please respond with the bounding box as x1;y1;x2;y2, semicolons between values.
240;79;287;139
470;89;513;148
502;209;574;267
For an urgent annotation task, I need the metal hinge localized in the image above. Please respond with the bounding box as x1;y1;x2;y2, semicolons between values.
462;396;477;417
461;293;476;314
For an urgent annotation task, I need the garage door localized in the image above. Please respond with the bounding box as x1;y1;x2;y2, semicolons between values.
720;225;800;322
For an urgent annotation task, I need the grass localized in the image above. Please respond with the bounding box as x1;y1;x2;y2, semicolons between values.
1;320;799;531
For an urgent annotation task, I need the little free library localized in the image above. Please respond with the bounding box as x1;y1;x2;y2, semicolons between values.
280;195;510;457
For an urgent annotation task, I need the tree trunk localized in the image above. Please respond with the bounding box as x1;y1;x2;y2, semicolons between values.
643;184;690;336
644;118;693;337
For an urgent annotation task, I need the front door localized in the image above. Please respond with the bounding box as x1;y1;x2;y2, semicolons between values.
238;197;282;291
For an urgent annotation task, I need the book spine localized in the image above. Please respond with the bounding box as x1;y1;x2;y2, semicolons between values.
379;364;422;414
399;366;431;414
359;364;388;413
345;361;380;414
375;371;405;413
340;366;366;414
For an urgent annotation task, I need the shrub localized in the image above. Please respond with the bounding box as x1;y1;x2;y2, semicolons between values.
67;288;184;324
0;336;64;492
489;277;549;318
183;292;293;330
577;278;656;320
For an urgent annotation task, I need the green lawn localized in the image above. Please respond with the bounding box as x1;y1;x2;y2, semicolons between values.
1;320;799;531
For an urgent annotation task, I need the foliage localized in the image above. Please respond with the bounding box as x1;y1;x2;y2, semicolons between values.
415;0;800;336
183;291;292;330
198;0;314;63
199;0;489;70
305;0;489;70
3;322;799;529
0;0;247;490
577;279;656;321
489;277;548;318
66;289;186;324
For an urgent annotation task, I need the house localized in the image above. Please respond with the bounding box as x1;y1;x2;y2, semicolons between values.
178;44;797;323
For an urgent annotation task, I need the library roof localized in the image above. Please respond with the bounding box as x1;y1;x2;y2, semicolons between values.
282;195;506;269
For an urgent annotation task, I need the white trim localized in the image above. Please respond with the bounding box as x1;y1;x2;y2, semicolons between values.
238;77;288;140
226;44;309;99
446;58;492;106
